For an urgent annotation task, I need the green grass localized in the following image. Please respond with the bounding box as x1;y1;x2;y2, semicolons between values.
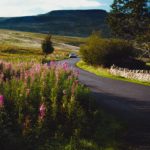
0;29;85;50
0;44;69;62
0;29;84;62
147;62;150;66
34;138;118;150
77;60;150;86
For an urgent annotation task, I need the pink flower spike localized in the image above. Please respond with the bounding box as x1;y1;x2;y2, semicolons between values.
39;103;46;120
0;95;4;108
62;62;69;71
50;61;55;67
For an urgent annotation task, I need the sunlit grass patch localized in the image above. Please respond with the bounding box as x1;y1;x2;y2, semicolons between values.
0;43;70;62
77;60;150;86
0;29;85;48
147;62;150;66
0;29;82;63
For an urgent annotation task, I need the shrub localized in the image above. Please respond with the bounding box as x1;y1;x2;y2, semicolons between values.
80;33;136;67
42;34;54;57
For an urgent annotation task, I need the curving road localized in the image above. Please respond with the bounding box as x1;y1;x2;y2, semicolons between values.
62;58;150;148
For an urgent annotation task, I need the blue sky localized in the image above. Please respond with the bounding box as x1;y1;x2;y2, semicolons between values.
0;0;113;17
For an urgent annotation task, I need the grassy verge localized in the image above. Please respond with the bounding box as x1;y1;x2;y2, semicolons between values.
77;60;150;86
147;62;150;66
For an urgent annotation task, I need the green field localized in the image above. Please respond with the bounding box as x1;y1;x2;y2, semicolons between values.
0;29;85;47
0;29;85;62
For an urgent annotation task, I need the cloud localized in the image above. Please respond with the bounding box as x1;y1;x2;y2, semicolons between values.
0;0;104;17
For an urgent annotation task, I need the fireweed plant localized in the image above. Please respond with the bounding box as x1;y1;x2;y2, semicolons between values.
0;61;121;150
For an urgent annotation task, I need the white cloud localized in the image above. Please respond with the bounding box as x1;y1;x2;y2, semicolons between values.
0;0;103;17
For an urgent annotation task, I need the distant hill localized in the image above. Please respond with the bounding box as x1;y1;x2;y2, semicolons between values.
0;10;110;37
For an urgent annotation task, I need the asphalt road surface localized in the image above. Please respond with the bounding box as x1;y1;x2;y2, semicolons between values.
61;58;150;149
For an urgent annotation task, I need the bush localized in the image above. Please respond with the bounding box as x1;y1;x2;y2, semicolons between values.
80;33;136;67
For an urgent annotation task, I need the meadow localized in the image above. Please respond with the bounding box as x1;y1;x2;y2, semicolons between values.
0;30;123;150
0;29;84;62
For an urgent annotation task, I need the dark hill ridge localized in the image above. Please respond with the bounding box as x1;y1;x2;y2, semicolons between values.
0;10;110;37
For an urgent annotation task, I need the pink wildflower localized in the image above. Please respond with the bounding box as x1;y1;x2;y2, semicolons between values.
5;63;12;70
0;95;4;108
62;62;69;71
73;70;80;77
35;64;41;73
50;61;56;67
39;103;46;120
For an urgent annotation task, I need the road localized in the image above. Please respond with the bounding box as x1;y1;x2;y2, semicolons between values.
62;58;150;148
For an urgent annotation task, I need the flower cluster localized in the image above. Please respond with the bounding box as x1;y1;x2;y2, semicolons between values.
39;103;46;120
0;60;120;150
0;60;90;144
0;95;4;108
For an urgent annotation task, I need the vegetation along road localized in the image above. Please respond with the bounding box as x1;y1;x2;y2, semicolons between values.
61;58;150;148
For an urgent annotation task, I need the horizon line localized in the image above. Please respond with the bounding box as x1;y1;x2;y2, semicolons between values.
0;8;109;18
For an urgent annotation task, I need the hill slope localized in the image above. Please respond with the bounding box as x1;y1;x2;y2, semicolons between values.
0;10;110;37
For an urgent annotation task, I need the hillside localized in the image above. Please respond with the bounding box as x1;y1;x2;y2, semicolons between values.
0;10;110;37
0;29;84;62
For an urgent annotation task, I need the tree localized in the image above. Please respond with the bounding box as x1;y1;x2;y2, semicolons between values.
135;25;150;58
108;0;150;39
42;34;54;57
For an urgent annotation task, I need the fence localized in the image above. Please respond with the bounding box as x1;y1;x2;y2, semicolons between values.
110;65;150;82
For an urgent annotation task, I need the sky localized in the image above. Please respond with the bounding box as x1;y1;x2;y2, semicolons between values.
0;0;113;17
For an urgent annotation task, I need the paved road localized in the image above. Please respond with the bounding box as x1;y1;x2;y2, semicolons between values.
61;58;150;148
